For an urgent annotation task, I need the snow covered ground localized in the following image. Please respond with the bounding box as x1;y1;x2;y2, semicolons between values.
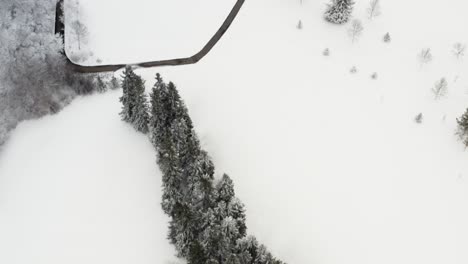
2;0;468;263
0;91;181;264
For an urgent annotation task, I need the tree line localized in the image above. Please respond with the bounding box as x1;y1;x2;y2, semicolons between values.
119;66;285;264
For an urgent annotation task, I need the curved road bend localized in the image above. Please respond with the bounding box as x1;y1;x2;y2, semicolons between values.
55;0;245;73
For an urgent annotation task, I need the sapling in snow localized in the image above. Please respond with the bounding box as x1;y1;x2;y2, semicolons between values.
348;19;363;42
323;48;330;56
432;77;448;99
367;0;381;20
70;20;88;50
350;66;357;73
383;32;391;43
297;20;303;29
415;113;423;124
452;42;466;59
418;48;433;68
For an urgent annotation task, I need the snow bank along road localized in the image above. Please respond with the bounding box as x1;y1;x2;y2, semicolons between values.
55;0;245;73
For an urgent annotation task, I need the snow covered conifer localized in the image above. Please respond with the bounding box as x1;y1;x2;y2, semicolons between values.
297;20;303;29
119;66;136;123
324;0;355;24
383;32;391;43
95;75;107;93
456;108;468;147
119;66;148;132
132;87;149;133
415;113;423;124
110;76;120;90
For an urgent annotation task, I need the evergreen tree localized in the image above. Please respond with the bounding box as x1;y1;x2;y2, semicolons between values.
147;73;285;264
457;108;468;147
119;66;140;123
132;84;149;133
324;0;355;24
110;76;120;90
95;75;107;93
383;32;391;43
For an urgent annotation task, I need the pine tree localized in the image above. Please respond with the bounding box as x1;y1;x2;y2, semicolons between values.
110;76;120;90
456;108;468;147
324;0;355;24
132;76;149;133
119;66;142;123
383;32;391;43
95;75;107;93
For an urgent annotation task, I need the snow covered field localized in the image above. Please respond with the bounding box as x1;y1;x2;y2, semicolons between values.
0;92;181;264
2;0;468;263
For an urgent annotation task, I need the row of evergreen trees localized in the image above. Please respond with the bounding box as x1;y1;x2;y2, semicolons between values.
119;66;285;264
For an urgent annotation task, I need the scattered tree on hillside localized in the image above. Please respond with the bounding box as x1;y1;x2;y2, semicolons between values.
415;113;423;124
323;48;330;56
456;109;468;147
371;72;378;79
383;32;391;43
324;0;355;24
350;66;357;73
367;0;381;19
297;20;303;29
432;77;448;99
70;20;88;50
418;48;433;68
348;19;363;42
452;42;466;59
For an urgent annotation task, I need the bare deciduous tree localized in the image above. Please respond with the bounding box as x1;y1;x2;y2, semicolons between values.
71;20;87;50
452;42;466;59
432;77;448;99
348;19;363;43
418;48;433;68
367;0;381;19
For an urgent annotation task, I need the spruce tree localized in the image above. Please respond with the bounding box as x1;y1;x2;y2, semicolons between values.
132;84;149;133
457;108;468;147
324;0;354;24
119;66;141;123
95;75;107;93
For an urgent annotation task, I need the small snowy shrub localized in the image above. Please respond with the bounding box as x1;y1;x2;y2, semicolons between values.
371;72;378;79
415;113;423;124
348;19;363;42
324;0;355;24
418;48;433;67
350;66;357;73
432;78;448;99
383;32;391;43
323;48;330;56
456;109;468;147
452;42;466;59
297;20;303;29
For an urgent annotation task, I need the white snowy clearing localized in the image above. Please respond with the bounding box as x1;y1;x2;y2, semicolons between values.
2;0;468;264
0;92;181;264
